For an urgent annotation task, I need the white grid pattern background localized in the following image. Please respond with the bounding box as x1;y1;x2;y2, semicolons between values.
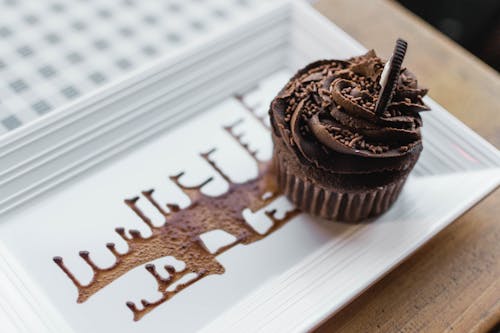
0;0;267;135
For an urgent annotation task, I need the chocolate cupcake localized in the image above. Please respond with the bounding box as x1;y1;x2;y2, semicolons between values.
270;39;429;222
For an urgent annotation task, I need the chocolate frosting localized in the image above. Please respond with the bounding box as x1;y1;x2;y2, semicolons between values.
270;51;429;174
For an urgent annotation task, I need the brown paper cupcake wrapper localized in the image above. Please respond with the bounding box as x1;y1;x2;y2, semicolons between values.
274;153;408;222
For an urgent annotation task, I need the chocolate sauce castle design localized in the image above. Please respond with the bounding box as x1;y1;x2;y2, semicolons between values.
53;96;300;321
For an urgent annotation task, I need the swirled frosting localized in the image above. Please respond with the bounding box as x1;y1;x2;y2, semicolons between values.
270;50;429;174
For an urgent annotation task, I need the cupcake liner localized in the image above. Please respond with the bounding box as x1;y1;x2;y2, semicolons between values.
274;150;408;222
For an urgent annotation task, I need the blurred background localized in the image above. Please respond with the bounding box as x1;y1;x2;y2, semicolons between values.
0;0;498;135
396;0;500;71
0;0;265;134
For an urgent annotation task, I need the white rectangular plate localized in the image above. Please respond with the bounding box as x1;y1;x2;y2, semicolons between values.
0;1;499;332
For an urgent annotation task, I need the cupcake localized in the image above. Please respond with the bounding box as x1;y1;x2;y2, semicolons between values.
269;39;429;222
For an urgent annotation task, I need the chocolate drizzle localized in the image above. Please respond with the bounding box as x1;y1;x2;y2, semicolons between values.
271;49;430;174
53;103;299;321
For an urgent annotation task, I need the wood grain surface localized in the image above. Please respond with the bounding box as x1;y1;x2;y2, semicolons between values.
311;0;500;332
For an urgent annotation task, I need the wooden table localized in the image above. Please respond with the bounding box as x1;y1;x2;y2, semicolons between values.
312;0;500;332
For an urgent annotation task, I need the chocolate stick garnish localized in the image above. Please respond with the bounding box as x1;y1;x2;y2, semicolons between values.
374;38;408;115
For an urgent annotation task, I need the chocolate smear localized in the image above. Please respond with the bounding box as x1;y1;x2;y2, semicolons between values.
53;100;299;321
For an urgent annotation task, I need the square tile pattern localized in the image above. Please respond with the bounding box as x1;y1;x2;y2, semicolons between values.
0;0;267;135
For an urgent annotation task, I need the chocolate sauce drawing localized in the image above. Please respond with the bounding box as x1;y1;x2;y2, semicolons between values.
53;96;300;321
